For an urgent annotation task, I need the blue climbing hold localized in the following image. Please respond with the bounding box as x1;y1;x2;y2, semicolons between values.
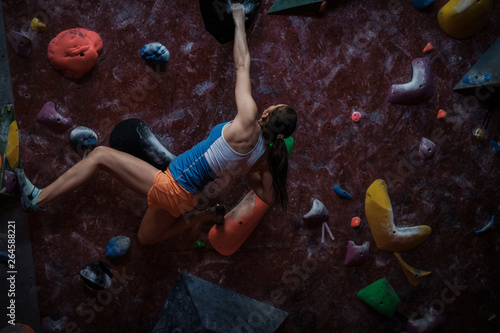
463;75;491;85
141;42;170;66
476;215;495;235
490;140;500;156
70;126;98;150
106;236;131;258
0;251;10;264
334;185;353;200
411;0;435;10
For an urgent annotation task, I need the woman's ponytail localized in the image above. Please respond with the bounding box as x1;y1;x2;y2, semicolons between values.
262;105;297;210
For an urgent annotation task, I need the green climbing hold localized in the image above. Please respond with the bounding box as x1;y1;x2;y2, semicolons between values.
356;278;400;318
194;240;206;250
269;136;294;157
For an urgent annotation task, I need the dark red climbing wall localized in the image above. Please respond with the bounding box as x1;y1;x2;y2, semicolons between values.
1;0;500;332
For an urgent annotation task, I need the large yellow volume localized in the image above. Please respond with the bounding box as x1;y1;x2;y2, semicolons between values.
438;0;493;39
6;121;19;169
365;179;431;252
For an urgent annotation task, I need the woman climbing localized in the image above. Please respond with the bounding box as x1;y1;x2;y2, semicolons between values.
15;4;297;245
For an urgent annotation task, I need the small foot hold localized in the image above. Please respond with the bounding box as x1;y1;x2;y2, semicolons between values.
42;316;68;333
475;215;495;235
141;42;170;66
15;169;44;212
303;199;329;221
194;240;206;249
423;42;435;54
80;260;113;291
106;236;131;258
437;109;447;119
490;141;500;156
208;205;226;225
334;185;353;199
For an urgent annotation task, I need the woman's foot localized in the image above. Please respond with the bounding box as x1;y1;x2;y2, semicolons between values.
207;205;226;225
15;169;44;212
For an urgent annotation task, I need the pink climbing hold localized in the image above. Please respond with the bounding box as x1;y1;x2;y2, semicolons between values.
407;306;446;333
351;111;361;122
37;102;74;133
419;137;436;160
423;43;434;54
319;1;327;13
344;240;370;266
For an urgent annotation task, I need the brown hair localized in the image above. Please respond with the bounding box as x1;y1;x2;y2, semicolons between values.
261;105;297;210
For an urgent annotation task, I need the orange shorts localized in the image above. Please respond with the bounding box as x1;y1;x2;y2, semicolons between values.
147;168;200;217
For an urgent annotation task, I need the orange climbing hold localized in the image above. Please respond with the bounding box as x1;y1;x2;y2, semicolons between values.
351;216;361;228
423;43;434;54
208;190;269;256
437;109;447;119
47;28;103;78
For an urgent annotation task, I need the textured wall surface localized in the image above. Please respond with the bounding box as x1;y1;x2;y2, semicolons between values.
1;0;500;332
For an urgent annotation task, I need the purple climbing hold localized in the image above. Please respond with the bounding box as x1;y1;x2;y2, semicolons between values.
42;316;68;333
407;306;446;333
4;170;17;193
37;102;73;133
419;137;436;160
8;31;32;57
388;58;434;105
344;240;370;266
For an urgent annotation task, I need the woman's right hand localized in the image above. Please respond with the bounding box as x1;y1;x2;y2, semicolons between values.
232;3;246;25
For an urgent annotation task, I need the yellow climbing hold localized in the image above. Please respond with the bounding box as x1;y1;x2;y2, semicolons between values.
438;0;493;39
30;18;46;32
365;179;432;252
6;121;19;169
394;253;431;286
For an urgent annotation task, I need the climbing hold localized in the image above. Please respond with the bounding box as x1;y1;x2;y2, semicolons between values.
423;42;435;54
365;179;431;252
30;18;46;32
419;137;436;160
37;102;74;133
394;253;431;286
356;278;400;318
490;141;500;156
0;251;9;264
106;236;131;258
270;136;294;157
319;1;327;12
6;121;19;170
351;216;361;228
407;306;446;333
303;199;329;221
194;240;206;249
4;170;17;193
473;128;483;141
70;126;98;150
48;28;103;78
388;58;434;105
8;31;32;57
80;260;113;290
463;74;491;85
437;109;447;119
268;0;324;13
41;316;68;333
333;185;353;200
208;190;269;256
344;240;370;266
438;0;493;39
475;215;495;235
0;324;36;333
141;42;170;66
351;111;361;122
412;0;435;10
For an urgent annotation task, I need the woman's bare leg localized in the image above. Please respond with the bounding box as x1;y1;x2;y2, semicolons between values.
137;207;224;245
38;146;158;206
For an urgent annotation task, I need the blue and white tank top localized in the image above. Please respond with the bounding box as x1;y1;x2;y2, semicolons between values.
168;122;266;194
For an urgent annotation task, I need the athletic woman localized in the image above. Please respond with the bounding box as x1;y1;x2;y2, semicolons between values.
16;4;297;245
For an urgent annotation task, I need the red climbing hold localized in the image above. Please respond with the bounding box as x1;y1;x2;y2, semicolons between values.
423;43;434;54
437;109;447;119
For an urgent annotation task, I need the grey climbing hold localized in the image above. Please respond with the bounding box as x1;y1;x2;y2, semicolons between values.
303;199;329;221
151;272;287;332
80;260;113;291
141;42;170;66
106;236;131;258
387;57;434;105
42;316;68;332
70;126;98;150
407;306;446;333
419;137;436;160
8;31;32;57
